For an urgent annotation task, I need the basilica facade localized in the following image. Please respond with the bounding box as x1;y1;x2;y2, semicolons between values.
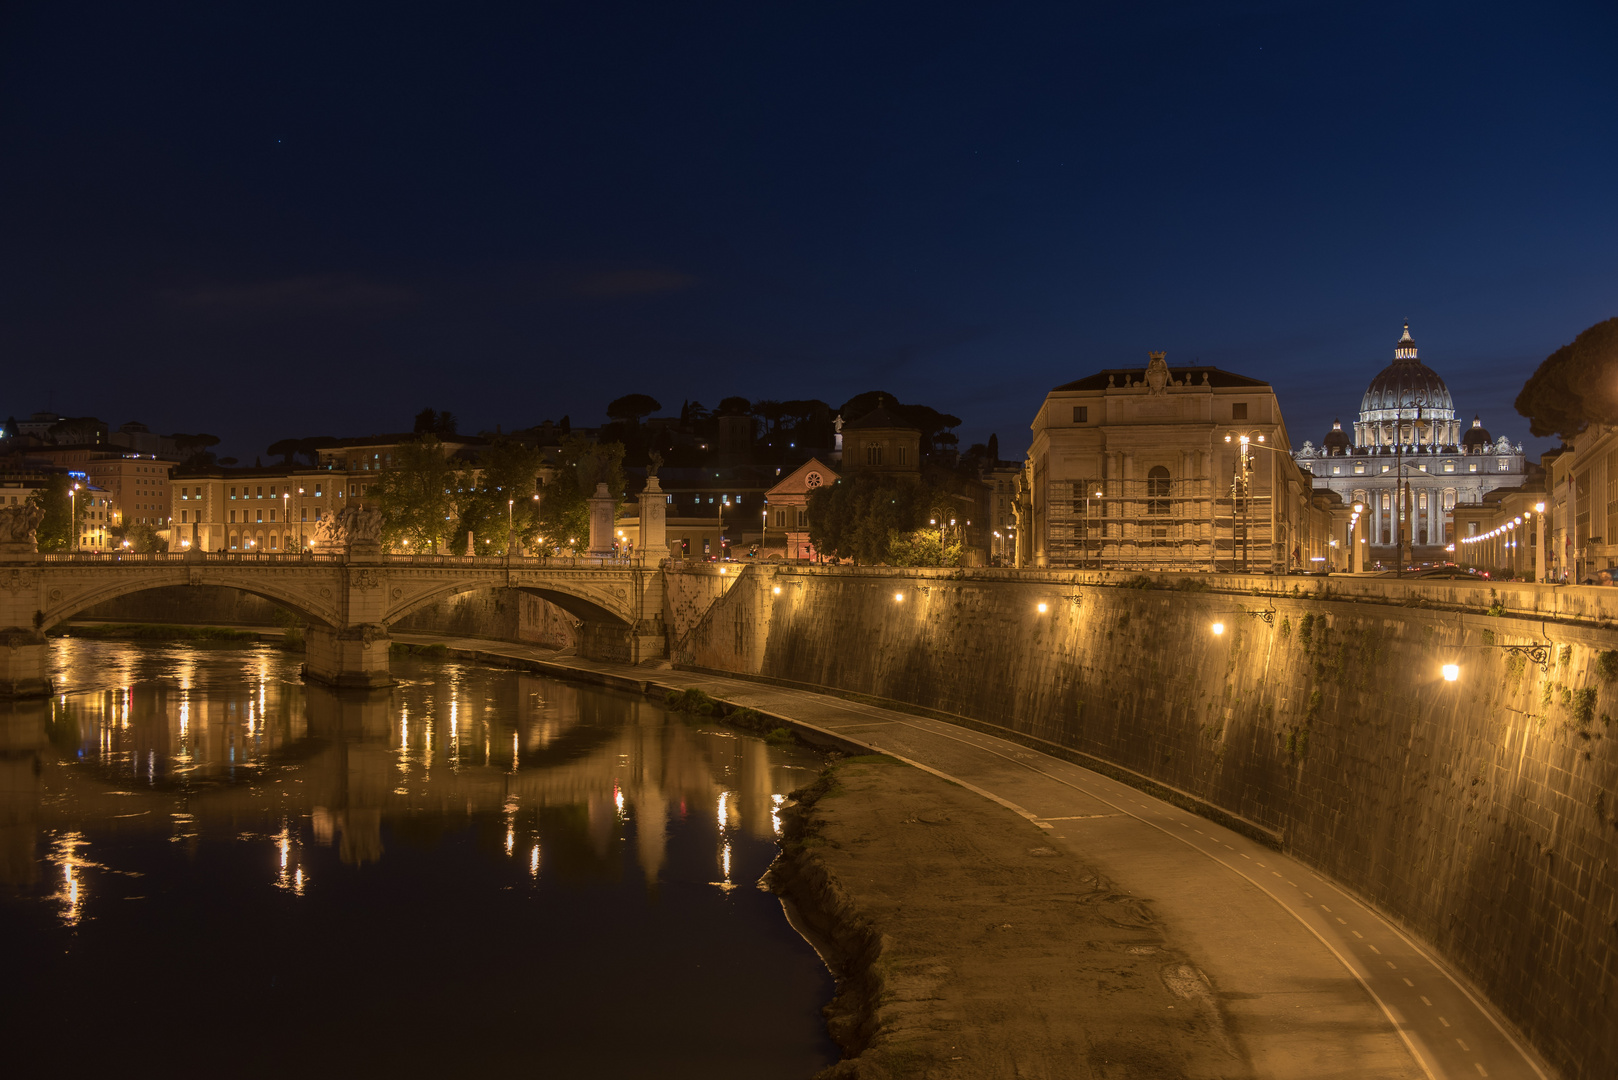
1292;324;1525;560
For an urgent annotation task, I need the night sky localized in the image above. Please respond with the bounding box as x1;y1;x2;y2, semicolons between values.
3;2;1614;463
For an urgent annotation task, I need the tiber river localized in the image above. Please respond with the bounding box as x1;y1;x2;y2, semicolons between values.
0;640;838;1077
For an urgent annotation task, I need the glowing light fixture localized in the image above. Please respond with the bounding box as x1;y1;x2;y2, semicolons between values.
894;592;904;602
1211;622;1225;636
772;585;782;594
1036;602;1048;614
1442;664;1460;682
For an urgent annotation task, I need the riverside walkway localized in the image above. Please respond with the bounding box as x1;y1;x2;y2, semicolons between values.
394;632;1554;1080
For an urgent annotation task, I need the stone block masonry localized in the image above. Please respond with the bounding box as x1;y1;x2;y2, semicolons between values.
676;564;1618;1080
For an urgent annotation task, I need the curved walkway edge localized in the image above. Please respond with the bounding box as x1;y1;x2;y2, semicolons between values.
391;633;1560;1080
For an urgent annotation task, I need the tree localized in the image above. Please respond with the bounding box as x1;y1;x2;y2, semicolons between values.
1515;317;1618;439
537;434;625;551
454;438;547;555
717;396;752;416
606;394;661;425
108;521;169;553
28;474;88;553
267;438;301;465
372;435;463;553
414;408;459;435
807;475;933;564
173;433;220;468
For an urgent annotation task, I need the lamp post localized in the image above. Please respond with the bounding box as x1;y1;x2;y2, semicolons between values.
282;491;289;555
70;482;81;553
718;496;730;559
297;487;305;552
1534;501;1546;583
1350;500;1365;573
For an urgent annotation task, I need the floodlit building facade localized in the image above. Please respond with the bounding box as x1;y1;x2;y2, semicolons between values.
1027;353;1329;572
1293;324;1526;563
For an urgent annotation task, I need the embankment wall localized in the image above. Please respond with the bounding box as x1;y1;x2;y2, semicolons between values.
676;564;1618;1080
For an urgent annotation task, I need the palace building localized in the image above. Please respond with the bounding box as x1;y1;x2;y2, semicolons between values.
1292;324;1525;561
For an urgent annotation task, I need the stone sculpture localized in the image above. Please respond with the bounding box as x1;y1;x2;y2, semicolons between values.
0;503;46;553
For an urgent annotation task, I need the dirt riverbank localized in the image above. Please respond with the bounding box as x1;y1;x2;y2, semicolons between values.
768;756;1252;1080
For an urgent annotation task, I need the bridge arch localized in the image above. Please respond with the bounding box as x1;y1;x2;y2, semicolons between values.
382;580;632;629
38;569;342;632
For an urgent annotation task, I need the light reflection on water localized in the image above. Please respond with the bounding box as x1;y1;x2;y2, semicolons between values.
0;639;836;1078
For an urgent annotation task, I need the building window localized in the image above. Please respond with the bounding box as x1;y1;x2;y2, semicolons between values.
797;509;807;527
301;509;308;522
896;447;908;466
255;510;263;523
1331;466;1342;475
1147;466;1170;515
1353;463;1365;474
1469;462;1479;473
315;483;322;497
269;509;277;522
256;486;263;497
775;510;786;527
230;487;237;498
1073;406;1088;423
1443;489;1456;510
1443;461;1455;473
229;510;236;523
180;510;188;523
1381;464;1390;473
1381;491;1391;510
866;446;883;466
1498;458;1509;471
1417;463;1427;472
1418;490;1428;510
1232;403;1247;420
1468;521;1478;536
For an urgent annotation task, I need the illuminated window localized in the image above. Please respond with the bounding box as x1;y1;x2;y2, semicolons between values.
1353;463;1365;474
1381;491;1391;510
1332;465;1341;475
1443;461;1455;473
1418;491;1428;510
314;483;322;496
1469;462;1478;473
1381;464;1390;473
1443;489;1456;510
1498;458;1509;470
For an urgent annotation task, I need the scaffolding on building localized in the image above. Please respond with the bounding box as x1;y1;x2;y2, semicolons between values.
1044;477;1276;572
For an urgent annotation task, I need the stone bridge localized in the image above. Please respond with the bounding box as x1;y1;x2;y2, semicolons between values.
0;552;670;695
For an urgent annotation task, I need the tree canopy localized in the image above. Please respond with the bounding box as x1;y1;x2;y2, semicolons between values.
1515;317;1618;439
537;434;626;551
454;437;547;554
606;394;661;424
371;435;463;553
413;407;459;435
806;474;963;566
27;474;88;553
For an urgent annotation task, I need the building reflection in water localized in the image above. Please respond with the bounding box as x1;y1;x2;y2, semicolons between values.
2;640;839;1077
3;640;821;914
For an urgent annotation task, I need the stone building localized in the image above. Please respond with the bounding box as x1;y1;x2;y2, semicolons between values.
764;457;839;561
1542;425;1616;582
840;401;921;474
1293;324;1525;563
1027;352;1328;571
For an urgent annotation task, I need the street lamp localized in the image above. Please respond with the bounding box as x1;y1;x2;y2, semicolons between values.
297;487;305;552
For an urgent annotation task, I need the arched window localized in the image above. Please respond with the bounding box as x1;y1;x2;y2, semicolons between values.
1442;488;1456;510
1418;490;1428;511
1147;466;1170;515
1381;490;1391;511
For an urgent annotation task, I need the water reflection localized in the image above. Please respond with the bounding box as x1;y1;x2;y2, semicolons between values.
0;640;835;1078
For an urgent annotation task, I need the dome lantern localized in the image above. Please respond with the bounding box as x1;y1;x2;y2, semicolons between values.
1355;322;1456;448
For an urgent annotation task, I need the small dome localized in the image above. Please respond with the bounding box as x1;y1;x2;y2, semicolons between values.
1461;415;1492;448
1321;418;1351;450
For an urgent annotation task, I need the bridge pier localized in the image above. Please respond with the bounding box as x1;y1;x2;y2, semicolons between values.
577;618;667;665
303;623;394;689
0;630;51;699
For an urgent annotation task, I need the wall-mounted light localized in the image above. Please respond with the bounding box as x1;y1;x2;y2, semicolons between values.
1036;602;1048;614
1441;663;1460;682
1211;621;1226;635
894;592;904;602
772;585;782;595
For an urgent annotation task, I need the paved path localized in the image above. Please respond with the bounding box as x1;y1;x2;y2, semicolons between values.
394;634;1555;1080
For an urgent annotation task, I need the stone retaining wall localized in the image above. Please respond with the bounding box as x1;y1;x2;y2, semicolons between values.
676;563;1618;1080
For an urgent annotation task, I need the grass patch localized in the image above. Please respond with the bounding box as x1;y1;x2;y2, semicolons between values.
665;687;718;715
390;641;450;658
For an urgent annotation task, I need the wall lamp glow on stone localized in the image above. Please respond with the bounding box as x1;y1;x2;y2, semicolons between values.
894;592;904;602
1036;602;1048;614
1211;621;1226;635
1442;663;1460;682
773;585;782;595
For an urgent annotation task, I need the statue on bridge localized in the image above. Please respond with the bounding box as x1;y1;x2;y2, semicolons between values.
0;502;45;554
310;507;385;555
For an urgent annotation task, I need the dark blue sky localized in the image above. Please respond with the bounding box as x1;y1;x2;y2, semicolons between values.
3;1;1614;462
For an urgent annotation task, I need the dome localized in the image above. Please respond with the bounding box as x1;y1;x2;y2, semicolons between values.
1321;418;1351;451
1461;415;1492;448
1358;324;1455;419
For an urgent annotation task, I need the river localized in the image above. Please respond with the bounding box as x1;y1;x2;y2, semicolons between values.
0;639;837;1077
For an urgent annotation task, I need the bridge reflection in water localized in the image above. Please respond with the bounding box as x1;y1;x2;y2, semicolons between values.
0;640;835;1078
